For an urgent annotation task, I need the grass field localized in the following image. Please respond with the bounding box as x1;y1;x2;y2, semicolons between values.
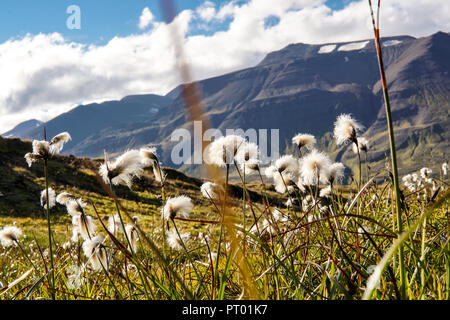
0;129;448;300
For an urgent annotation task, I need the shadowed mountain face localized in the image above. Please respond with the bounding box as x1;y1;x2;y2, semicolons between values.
19;94;173;157
2;119;43;138
10;32;450;177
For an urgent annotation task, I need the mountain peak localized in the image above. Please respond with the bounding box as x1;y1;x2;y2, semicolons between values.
1;119;43;139
258;35;418;66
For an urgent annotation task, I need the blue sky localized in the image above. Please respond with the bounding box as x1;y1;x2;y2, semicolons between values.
0;0;447;133
0;0;357;45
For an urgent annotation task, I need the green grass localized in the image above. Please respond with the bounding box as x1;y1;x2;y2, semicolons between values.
0;154;448;300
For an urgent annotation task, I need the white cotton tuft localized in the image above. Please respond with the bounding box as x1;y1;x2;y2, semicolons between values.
333;114;363;145
292;133;316;150
162;196;193;221
24;140;50;167
319;186;332;198
82;236;108;271
107;214;123;235
32;140;50;157
420;167;432;179
65;199;87;217
99;150;144;188
272;208;288;223
200;182;224;200
0;226;22;247
300;149;332;185
273;172;297;194
204;135;246;167
24;153;40;167
352;137;369;154
56;192;78;206
442;162;448;176
49;132;72;154
236;142;259;163
140;147;158;166
40;188;56;209
329;162;346;184
274;155;299;174
166;229;190;251
125;224;139;254
78;214;97;240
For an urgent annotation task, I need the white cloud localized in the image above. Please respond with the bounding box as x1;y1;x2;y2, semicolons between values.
138;7;154;30
197;1;217;22
0;0;449;133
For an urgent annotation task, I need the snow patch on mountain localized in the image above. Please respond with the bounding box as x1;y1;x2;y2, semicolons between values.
338;41;369;52
318;44;336;54
383;40;403;47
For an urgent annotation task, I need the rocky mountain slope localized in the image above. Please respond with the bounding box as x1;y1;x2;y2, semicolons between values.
6;31;449;178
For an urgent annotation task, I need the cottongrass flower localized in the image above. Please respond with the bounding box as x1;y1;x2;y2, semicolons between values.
140;147;159;165
443;162;448;176
71;226;81;243
107;214;123;235
300;149;332;185
420;167;432;180
328;162;345;185
48;132;72;154
0;226;22;248
162;196;193;221
40;188;56;209
200;182;224;200
67;265;83;290
99;150;144;188
302;195;316;211
333;113;363;145
24;140;50;167
352;137;369;154
62;241;71;250
319;186;332;198
403;173;421;192
242;158;261;173
65;199;88;217
272;208;289;223
166;229;190;251
140;147;166;183
265;155;299;190
125;224;139;253
292;133;316;151
56;192;78;206
273;172;297;194
274;155;299;175
204;135;246;167
236;141;259;162
237;142;260;173
82;236;108;271
72;213;96;240
24;132;72;167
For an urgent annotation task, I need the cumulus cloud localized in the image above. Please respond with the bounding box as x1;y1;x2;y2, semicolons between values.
196;1;217;22
0;0;449;133
139;7;155;30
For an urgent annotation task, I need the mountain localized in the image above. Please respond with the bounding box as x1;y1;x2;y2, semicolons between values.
24;94;173;156
2;119;43;139
21;32;450;178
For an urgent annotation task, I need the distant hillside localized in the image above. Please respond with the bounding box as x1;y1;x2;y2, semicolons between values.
0;136;281;217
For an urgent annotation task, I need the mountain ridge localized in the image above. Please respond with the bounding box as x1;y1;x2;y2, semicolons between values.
5;31;449;177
